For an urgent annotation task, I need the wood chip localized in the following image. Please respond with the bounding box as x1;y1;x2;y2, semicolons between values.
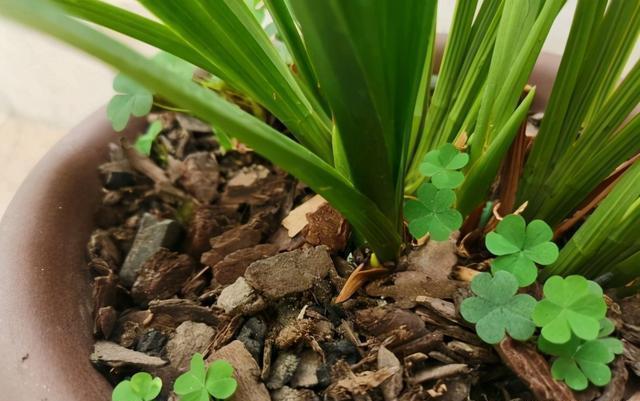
91;341;167;369
282;195;327;237
495;337;577;401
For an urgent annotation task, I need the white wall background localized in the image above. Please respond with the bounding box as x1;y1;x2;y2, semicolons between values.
0;1;638;217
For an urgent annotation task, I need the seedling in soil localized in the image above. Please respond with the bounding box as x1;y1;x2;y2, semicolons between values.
537;318;623;390
134;121;163;156
112;372;162;401
485;215;559;286
532;275;607;344
174;353;238;401
460;270;537;344
419;143;469;189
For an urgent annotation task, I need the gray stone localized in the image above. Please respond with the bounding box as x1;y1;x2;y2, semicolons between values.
245;246;333;299
290;350;322;388
217;277;266;315
166;321;216;371
271;386;320;401
267;352;301;390
120;213;181;286
237;317;267;362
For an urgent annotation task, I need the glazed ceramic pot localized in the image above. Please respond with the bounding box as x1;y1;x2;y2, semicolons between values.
0;52;559;400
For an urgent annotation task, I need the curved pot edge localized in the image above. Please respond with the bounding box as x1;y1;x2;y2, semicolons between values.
0;108;144;401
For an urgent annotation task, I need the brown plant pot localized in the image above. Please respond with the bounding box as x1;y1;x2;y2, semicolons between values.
0;52;560;400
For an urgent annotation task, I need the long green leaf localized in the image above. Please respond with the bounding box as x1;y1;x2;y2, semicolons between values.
137;0;333;161
263;0;326;113
457;88;536;214
53;0;214;71
518;0;607;205
290;0;437;233
0;0;402;259
546;160;640;281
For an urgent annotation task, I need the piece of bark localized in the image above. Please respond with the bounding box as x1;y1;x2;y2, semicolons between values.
407;364;469;385
131;249;195;304
406;237;458;277
120;213;182;286
282;195;327;237
392;331;444;358
415;296;462;325
245;246;333;299
166;321;216;371
594;357;627;401
446;340;497;364
91;341;167;369
355;306;427;346
93;273;128;312
366;271;459;307
95;306;118;339
303;202;350;253
291;350;322;388
148;299;224;328
207;340;271;401
213;243;279;285
178;152;220;203
495;337;577;401
87;229;122;272
201;219;266;267
623;340;640;377
183;205;236;257
378;345;403;401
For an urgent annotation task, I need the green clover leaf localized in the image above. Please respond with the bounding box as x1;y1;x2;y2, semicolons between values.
538;331;623;391
532;275;607;344
174;354;238;401
107;74;153;132
134;121;163;156
205;360;238;400
419;143;469;189
112;372;162;401
460;271;537;344
174;354;209;401
485;215;559;286
404;183;462;241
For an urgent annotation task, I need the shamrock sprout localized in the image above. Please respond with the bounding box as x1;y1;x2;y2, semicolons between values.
404;183;462;241
174;353;238;401
532;275;607;344
134;121;163;156
537;318;623;390
419;143;469;189
107;74;154;132
107;52;194;132
485;214;559;287
112;372;162;401
460;271;537;344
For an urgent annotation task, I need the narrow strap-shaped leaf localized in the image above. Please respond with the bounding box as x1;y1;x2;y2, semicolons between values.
263;0;327;113
53;0;215;71
471;0;565;163
457;88;536;215
138;0;333;161
408;0;478;179
519;0;607;205
546;160;640;280
290;0;437;233
525;60;640;224
0;0;401;260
